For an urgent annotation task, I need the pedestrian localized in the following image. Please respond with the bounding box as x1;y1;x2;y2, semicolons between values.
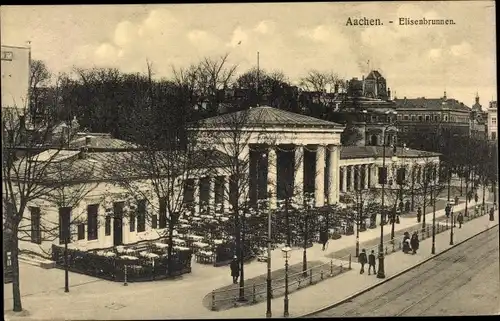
474;192;479;203
405;200;411;213
489;207;495;221
398;201;404;214
445;203;451;218
467;191;473;203
402;232;411;254
455;195;459;206
396;214;400;224
230;256;239;284
358;249;367;274
320;228;329;251
410;232;419;255
416;206;422;223
368;250;376;275
457;212;464;228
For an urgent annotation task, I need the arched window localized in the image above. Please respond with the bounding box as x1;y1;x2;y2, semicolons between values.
370;135;378;146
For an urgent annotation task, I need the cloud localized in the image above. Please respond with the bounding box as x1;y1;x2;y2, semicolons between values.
253;20;275;34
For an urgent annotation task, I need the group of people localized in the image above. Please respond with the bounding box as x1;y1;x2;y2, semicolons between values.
402;231;420;254
357;249;377;275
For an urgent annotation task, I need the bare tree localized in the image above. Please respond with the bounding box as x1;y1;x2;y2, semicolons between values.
1;105;90;312
29;60;51;123
299;70;343;93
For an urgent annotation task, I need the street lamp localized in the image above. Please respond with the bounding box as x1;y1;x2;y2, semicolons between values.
431;164;437;254
302;196;313;277
265;193;272;318
450;206;454;245
281;246;292;318
378;110;397;279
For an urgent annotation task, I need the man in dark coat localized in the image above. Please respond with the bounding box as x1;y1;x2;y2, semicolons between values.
410;232;419;255
416;206;422;223
457;212;464;228
455;195;459;206
405;200;411;213
230;256;239;284
358;249;367;274
474;192;479;203
489;207;495;221
320;228;329;251
368;250;376;275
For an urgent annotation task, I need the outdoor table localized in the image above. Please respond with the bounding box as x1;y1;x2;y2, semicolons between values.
193;241;209;249
173;246;190;251
139;252;159;259
119;255;139;261
173;238;186;246
186;235;204;241
154;243;169;249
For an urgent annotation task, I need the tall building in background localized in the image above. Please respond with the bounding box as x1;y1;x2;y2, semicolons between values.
487;101;498;141
1;45;31;113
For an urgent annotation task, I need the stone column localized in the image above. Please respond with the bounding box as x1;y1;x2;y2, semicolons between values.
342;166;348;192
364;164;369;189
223;176;231;212
315;145;326;207
268;147;278;210
327;145;339;204
294;144;304;205
350;165;355;191
208;176;216;214
193;178;200;214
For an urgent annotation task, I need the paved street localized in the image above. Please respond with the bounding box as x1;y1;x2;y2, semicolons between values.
311;225;500;317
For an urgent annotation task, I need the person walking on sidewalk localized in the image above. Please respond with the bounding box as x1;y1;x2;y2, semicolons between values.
474;192;479;204
230;256;240;284
417;206;422;223
368;250;376;275
402;232;411;254
358;249;367;274
489;207;495;221
410;232;420;255
320;228;329;251
457;212;464;228
455;195;459;206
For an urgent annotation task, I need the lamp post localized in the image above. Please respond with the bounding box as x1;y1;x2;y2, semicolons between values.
377;110;398;279
431;164;437;254
302;197;312;277
266;195;272;318
282;246;292;318
450;206;454;245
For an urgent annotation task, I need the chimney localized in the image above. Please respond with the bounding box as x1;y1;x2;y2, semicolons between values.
334;83;339;94
85;135;92;146
387;87;391;100
78;146;88;159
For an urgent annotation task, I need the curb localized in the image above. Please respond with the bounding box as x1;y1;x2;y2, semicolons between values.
19;256;56;269
298;222;499;318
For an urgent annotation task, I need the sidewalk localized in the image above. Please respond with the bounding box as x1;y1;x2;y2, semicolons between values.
3;187;493;320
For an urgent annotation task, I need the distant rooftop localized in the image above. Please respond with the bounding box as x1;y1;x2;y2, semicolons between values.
394;97;470;111
340;146;440;159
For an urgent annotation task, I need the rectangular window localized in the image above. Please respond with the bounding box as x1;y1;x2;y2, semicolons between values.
492;118;497;125
403;115;409;120
183;179;194;204
152;215;158;229
159;198;167;229
105;215;111;236
137;199;146;232
58;207;72;245
411;115;416;121
77;224;85;240
30;207;41;244
87;204;98;240
378;167;387;185
418;116;423;122
396;168;406;185
434;115;440;122
129;212;135;232
425;115;430;122
214;176;224;204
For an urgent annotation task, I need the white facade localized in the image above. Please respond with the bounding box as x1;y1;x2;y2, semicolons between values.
487;101;497;141
1;45;30;110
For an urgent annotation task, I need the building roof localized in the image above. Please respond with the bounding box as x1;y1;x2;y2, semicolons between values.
198;106;343;129
393;97;470;111
340;146;440;159
366;70;384;80
69;133;138;150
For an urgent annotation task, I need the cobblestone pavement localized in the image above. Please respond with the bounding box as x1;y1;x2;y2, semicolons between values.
311;225;499;317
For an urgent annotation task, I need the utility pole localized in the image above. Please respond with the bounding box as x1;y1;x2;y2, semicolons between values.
256;51;260;107
266;199;272;318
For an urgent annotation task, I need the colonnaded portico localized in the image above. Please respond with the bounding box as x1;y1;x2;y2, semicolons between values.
194;106;346;210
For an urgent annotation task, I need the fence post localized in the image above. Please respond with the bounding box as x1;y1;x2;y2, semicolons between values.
427;225;430;238
348;254;352;269
309;269;313;285
330;260;334;276
252;283;256;304
211;291;216;311
124;264;128;286
321;270;324;280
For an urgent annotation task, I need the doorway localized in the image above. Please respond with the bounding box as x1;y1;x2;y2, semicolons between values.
113;201;124;246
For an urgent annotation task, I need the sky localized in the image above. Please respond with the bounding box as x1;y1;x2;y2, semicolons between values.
1;2;497;108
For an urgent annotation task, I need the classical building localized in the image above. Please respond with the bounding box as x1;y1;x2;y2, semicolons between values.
329;70;397;147
1;44;30;111
14;107;440;256
487;101;498;141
